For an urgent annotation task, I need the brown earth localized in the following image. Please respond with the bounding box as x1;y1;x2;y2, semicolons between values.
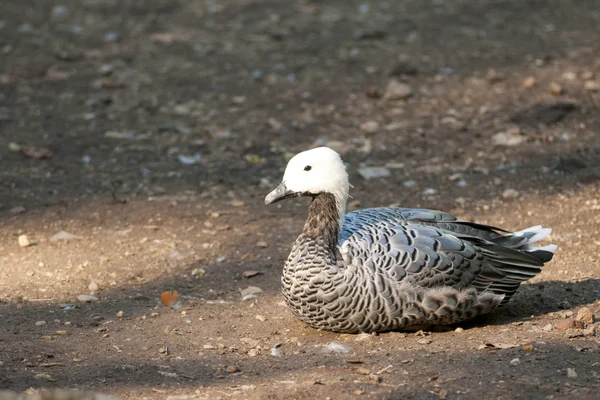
1;1;600;399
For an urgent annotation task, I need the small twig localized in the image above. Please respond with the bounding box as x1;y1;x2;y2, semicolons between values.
376;365;394;375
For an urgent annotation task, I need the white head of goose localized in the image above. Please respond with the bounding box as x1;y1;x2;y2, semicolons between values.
265;147;557;333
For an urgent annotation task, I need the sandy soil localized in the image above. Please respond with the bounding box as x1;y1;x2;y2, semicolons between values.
1;1;600;399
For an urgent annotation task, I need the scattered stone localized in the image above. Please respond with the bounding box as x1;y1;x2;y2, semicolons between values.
116;311;124;319
555;318;576;331
423;188;437;196
103;32;119;43
583;80;600;91
455;327;464;333
35;320;47;326
562;72;578;81
9;206;26;214
50;231;82;242
88;281;99;292
560;309;575;318
364;86;382;99
492;130;525;146
448;173;463;182
8;142;22;152
18;234;31;247
77;294;99;302
256;241;268;248
509;358;521;366
255;315;266;322
46;65;70;80
178;153;202;165
549;82;563;95
325;342;350;353
354;333;372;342
521;344;534;352
243;270;261;278
241;286;263;300
191;268;206;279
105;130;135;140
403;180;417;188
270;346;282;357
581;71;595;80
502;189;520;199
542;323;553;332
486;68;504;83
244;154;266;165
150;33;180;44
354;390;365;395
357;166;391;180
20;145;53;159
230;200;245;208
267;117;283;131
359;120;380;134
583;326;597;337
417;338;432;344
384;79;413;100
523;76;536;89
575;307;594;324
567;368;577;378
247;348;259;357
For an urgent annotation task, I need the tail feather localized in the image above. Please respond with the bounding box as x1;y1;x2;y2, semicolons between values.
471;224;556;306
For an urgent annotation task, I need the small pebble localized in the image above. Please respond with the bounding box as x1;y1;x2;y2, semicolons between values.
492;131;525;147
35;320;47;326
116;311;124;319
555;318;576;331
77;294;99;302
542;323;553;332
358;166;391;180
523;76;536;88
502;189;519;199
255;315;266;322
88;281;99;292
360;120;380;134
9;206;26;214
8;142;22;152
384;79;413;100
575;307;594;324
18;234;31;247
567;368;577;378
509;358;520;366
584;80;600;91
549;82;563;95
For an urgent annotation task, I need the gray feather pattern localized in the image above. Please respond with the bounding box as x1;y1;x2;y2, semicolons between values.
282;200;556;333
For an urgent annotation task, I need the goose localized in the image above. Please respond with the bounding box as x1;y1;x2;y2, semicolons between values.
265;147;557;333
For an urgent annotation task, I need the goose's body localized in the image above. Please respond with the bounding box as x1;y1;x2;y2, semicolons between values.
266;148;556;333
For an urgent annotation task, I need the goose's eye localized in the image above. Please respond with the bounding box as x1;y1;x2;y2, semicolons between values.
304;165;312;171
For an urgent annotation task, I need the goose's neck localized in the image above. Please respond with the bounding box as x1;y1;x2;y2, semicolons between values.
302;192;343;251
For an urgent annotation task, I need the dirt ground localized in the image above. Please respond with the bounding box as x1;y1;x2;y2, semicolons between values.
1;0;600;399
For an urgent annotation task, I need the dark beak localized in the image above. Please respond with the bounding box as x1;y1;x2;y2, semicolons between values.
264;182;299;205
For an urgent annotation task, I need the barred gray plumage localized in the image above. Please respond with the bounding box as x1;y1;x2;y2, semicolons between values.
265;147;557;333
